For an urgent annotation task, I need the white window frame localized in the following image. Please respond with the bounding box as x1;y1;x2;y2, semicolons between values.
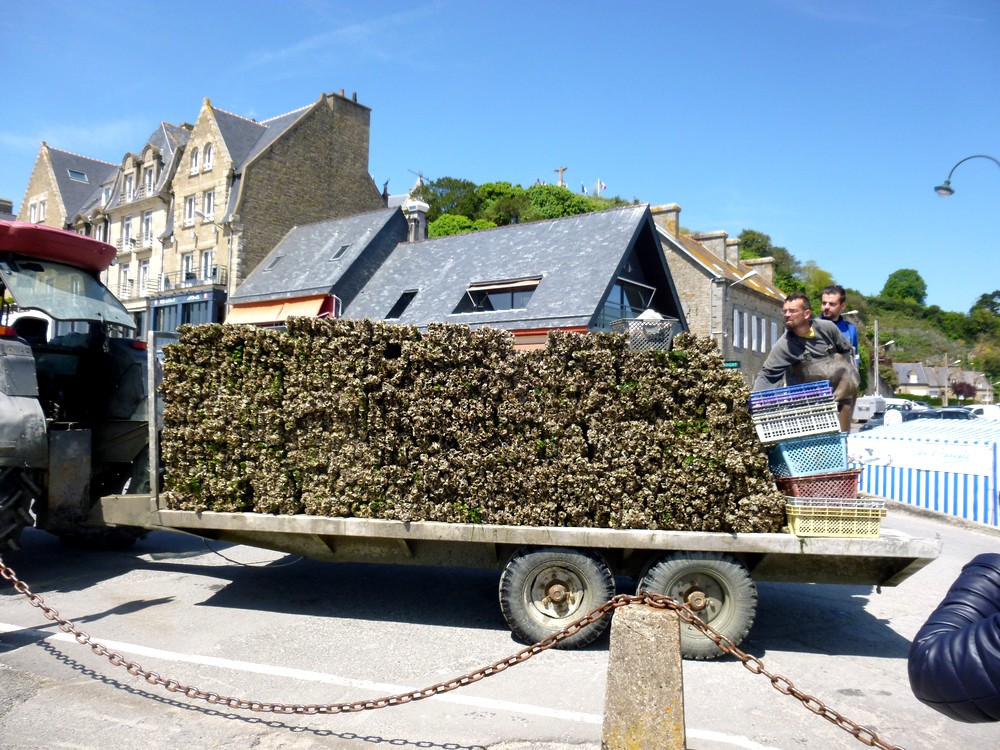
143;166;154;196
101;186;111;207
142;211;153;248
771;321;779;346
732;308;741;350
751;314;759;352
189;147;199;174
203;143;213;170
123;215;133;245
38;199;46;221
202;189;215;220
742;311;750;350
139;260;150;296
29;202;37;222
201;249;214;280
124;173;134;202
184;196;196;226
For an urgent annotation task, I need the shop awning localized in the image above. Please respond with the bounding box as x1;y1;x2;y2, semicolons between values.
226;295;332;325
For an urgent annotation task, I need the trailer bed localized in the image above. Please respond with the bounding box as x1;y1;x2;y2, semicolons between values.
91;493;940;587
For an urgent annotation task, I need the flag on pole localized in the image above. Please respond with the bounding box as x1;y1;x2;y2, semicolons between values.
600;181;608;192
581;183;588;194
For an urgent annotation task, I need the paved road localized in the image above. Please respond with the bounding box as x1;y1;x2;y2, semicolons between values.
1;508;998;750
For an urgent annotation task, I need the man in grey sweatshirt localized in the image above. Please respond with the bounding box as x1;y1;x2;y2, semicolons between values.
753;292;859;432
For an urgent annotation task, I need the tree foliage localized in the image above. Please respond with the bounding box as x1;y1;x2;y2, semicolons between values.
880;269;927;305
737;229;804;296
428;213;497;238
952;380;977;400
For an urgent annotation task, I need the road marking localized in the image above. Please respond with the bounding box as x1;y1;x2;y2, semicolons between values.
1;622;781;748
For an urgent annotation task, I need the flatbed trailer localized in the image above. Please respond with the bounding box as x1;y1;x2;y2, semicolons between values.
89;489;941;659
81;330;943;659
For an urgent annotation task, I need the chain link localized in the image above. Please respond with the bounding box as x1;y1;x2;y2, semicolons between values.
1;554;904;748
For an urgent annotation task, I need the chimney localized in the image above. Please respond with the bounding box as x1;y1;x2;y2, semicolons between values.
650;203;681;237
0;198;13;216
725;237;741;266
691;230;728;261
744;256;776;283
402;198;430;242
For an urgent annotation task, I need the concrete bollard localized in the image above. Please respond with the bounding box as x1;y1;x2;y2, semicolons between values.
602;604;686;750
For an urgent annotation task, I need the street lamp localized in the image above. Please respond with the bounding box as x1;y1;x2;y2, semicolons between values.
934;154;1000;196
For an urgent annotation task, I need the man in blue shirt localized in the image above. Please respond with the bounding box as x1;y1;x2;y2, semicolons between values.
821;285;859;363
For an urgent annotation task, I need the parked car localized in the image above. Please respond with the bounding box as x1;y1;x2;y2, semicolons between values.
901;407;980;422
970;404;1000;420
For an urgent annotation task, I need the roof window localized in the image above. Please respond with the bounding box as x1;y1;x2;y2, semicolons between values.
330;244;351;262
263;255;284;271
67;169;88;183
453;276;541;313
386;289;418;319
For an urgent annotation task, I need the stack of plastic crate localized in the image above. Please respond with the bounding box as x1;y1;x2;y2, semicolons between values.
750;381;885;538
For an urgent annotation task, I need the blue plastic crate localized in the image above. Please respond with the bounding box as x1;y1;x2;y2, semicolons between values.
768;433;848;478
750;381;833;414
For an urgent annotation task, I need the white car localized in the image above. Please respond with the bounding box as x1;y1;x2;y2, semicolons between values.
969;404;1000;420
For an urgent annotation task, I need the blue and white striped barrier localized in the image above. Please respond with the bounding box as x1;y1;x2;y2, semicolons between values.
848;420;1000;527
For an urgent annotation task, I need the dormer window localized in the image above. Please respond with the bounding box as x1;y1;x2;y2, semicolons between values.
143;166;155;196
386;290;418;319
203;143;213;170
453;277;540;313
190;147;199;173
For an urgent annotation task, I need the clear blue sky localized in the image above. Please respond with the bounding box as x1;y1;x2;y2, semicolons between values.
2;1;997;313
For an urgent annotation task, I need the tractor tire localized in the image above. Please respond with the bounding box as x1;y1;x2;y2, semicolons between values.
638;551;757;660
0;467;40;553
499;547;616;649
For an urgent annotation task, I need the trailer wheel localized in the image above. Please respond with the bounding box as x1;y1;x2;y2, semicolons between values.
638;551;757;660
499;547;615;649
0;467;40;553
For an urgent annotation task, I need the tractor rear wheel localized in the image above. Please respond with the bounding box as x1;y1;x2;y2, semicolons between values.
0;467;40;553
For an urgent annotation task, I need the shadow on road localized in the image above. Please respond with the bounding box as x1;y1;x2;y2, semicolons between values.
3;527;914;660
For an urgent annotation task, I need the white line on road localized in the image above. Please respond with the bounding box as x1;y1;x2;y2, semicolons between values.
1;621;781;748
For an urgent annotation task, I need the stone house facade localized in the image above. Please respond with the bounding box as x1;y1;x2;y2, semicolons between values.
16;90;384;335
18;143;117;234
651;204;785;384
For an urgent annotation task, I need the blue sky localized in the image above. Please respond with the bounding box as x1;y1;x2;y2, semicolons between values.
2;1;997;313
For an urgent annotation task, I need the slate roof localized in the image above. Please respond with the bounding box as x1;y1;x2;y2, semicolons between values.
230;207;405;304
213;105;308;173
46;146;117;220
344;205;687;332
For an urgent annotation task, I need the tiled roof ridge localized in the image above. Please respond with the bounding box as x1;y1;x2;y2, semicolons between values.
261;104;312;125
210;105;268;126
47;145;116;167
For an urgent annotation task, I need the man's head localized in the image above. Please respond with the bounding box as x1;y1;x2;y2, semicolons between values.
782;293;813;336
820;285;847;322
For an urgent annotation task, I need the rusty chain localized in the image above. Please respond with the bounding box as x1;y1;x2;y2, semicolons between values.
1;554;903;748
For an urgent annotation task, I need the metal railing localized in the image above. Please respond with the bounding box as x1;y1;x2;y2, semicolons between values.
159;265;228;291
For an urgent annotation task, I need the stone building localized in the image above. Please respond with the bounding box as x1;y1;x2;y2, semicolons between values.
651;204;785;383
18;144;117;232
16;90;384;334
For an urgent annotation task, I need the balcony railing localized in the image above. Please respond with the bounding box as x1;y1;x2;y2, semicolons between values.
159;265;228;292
115;236;154;252
117;186;154;206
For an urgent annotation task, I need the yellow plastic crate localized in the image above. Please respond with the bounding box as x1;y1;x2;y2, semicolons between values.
785;498;886;538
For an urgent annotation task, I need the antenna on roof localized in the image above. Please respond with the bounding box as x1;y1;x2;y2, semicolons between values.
407;169;431;190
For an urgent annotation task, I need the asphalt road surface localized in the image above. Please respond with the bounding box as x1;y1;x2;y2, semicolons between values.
2;507;999;750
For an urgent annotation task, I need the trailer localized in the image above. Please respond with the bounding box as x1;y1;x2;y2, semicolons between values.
84;338;940;658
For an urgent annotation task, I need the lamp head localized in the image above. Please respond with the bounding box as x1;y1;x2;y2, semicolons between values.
934;181;955;197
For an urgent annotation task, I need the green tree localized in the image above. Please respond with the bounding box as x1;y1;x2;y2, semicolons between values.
971;291;1000;315
412;177;480;222
737;229;804;295
880;269;927;305
801;261;835;305
428;213;496;238
523;184;595;221
475;181;529;226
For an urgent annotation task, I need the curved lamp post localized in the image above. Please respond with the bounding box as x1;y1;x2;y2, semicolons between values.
935;154;1000;196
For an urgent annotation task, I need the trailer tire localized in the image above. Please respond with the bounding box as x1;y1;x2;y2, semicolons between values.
0;467;39;553
499;547;615;649
638;551;757;660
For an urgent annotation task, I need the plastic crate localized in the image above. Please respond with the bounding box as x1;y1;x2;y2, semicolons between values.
750;381;833;413
752;401;840;444
768;433;848;478
785;498;886;538
776;468;862;498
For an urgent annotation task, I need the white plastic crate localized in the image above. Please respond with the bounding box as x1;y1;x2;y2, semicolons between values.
752;401;840;444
